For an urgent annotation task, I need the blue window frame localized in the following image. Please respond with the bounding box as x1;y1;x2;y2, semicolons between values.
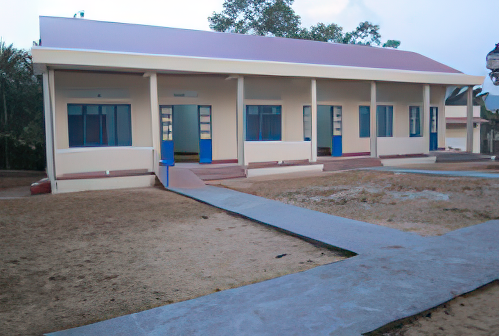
68;104;132;147
376;105;393;137
246;105;282;141
303;106;312;141
409;106;421;137
359;106;370;138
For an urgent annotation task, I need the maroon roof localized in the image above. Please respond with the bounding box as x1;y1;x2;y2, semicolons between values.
39;16;461;74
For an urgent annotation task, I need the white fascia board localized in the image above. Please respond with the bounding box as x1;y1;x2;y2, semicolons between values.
31;47;484;86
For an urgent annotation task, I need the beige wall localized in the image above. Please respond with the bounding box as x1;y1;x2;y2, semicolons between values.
244;141;311;164
445;106;481;153
445;105;481;118
446;125;481;153
317;79;370;154
157;75;237;161
244;76;311;142
53;71;154;176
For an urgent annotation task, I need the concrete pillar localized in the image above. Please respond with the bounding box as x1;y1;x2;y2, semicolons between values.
149;72;160;174
311;79;318;162
237;76;245;165
466;86;474;152
370;81;377;157
423;84;430;153
42;70;56;192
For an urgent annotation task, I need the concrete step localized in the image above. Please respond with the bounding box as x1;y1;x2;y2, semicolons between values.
190;166;247;181
321;157;382;171
433;152;493;163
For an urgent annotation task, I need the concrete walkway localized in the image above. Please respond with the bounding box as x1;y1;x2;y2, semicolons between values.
47;185;499;336
364;166;499;179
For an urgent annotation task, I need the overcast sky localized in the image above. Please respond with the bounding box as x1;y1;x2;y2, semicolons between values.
0;0;496;78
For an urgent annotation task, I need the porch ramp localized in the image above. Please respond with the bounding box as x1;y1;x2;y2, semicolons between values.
157;165;206;189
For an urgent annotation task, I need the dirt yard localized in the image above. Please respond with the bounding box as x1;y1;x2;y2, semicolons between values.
220;170;499;236
0;184;346;336
218;169;499;335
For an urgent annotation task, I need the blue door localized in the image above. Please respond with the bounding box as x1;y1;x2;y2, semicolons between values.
160;106;174;166
332;106;343;157
198;105;212;163
430;107;438;151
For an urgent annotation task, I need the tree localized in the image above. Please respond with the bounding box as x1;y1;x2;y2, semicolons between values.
209;0;400;48
208;0;301;38
383;40;401;49
342;21;381;46
0;40;45;170
299;23;343;43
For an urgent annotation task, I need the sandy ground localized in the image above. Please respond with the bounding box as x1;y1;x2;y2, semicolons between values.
374;281;499;336
0;184;346;336
219;170;499;236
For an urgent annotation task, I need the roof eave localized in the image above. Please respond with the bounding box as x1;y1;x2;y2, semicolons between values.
31;47;484;86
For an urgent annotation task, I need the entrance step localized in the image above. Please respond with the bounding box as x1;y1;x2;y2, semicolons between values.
246;163;324;178
189;165;246;181
381;156;436;166
320;157;382;171
432;151;493;163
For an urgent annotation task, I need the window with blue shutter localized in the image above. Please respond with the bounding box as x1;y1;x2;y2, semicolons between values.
67;104;132;147
245;105;282;141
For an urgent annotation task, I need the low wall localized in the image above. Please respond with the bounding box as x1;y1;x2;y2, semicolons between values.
244;141;311;164
55;147;154;177
377;137;427;156
55;175;155;193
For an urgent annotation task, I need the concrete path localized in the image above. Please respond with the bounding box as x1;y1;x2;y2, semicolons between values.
47;185;499;336
365;166;499;179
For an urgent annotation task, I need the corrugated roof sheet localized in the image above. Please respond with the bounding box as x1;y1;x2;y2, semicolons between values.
39;16;461;74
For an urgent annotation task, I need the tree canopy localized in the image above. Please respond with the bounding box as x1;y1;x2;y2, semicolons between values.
0;40;45;170
209;0;400;48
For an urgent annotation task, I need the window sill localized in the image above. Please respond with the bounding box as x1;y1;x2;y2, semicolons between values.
57;147;154;154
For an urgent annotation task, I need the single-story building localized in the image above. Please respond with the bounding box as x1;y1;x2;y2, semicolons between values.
445;89;487;153
32;16;483;193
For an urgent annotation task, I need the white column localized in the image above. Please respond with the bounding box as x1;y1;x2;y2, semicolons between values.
423;84;430;154
370;81;377;157
466;86;474;152
149;72;160;174
237;76;245;165
311;79;318;162
42;70;56;192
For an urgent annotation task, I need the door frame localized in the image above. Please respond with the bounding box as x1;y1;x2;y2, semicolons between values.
159;104;213;165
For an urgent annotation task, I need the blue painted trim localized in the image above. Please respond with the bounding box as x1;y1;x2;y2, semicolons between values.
199;139;212;163
198;105;213;164
430;107;439;151
332;135;342;157
161;140;175;166
67;103;132;147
